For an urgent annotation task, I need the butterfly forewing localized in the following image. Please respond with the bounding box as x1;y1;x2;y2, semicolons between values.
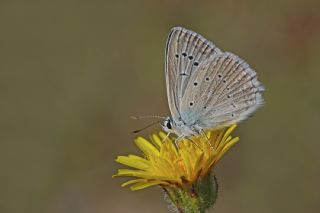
165;27;221;122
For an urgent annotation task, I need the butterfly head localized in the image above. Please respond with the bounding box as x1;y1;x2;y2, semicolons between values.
161;117;176;133
161;116;199;137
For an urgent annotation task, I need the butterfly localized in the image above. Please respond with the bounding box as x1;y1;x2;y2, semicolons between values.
160;27;264;141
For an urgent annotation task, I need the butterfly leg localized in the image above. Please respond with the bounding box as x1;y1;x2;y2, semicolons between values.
174;136;199;149
184;136;202;149
173;135;185;149
199;129;213;148
162;132;171;143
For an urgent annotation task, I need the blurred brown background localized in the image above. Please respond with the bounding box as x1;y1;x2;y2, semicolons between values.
1;0;320;212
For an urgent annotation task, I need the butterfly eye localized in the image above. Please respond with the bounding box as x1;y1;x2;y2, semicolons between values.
193;82;198;86
193;62;199;66
166;120;172;129
205;77;210;81
188;55;194;60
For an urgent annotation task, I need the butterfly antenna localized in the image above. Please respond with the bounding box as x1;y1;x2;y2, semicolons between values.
130;115;166;120
132;120;160;134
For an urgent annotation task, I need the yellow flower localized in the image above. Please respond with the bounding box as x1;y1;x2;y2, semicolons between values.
113;125;239;191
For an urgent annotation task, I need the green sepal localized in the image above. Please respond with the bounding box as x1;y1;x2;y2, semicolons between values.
163;172;218;213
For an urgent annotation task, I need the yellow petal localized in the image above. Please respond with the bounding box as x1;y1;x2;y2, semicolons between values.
160;140;178;159
115;169;180;181
130;180;168;191
213;128;226;149
179;145;192;180
121;179;142;187
216;136;232;153
193;152;204;173
113;169;147;177
216;137;239;162
128;155;150;164
159;131;172;143
150;134;163;149
135;137;160;156
115;155;149;169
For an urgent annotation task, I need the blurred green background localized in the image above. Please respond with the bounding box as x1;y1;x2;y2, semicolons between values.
1;0;320;212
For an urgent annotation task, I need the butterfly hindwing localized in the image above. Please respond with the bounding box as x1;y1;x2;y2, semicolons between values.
180;52;264;129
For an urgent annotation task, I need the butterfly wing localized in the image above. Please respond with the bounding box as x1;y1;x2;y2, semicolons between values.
165;27;222;122
180;51;264;129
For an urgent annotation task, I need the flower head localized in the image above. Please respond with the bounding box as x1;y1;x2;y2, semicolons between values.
113;125;239;191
